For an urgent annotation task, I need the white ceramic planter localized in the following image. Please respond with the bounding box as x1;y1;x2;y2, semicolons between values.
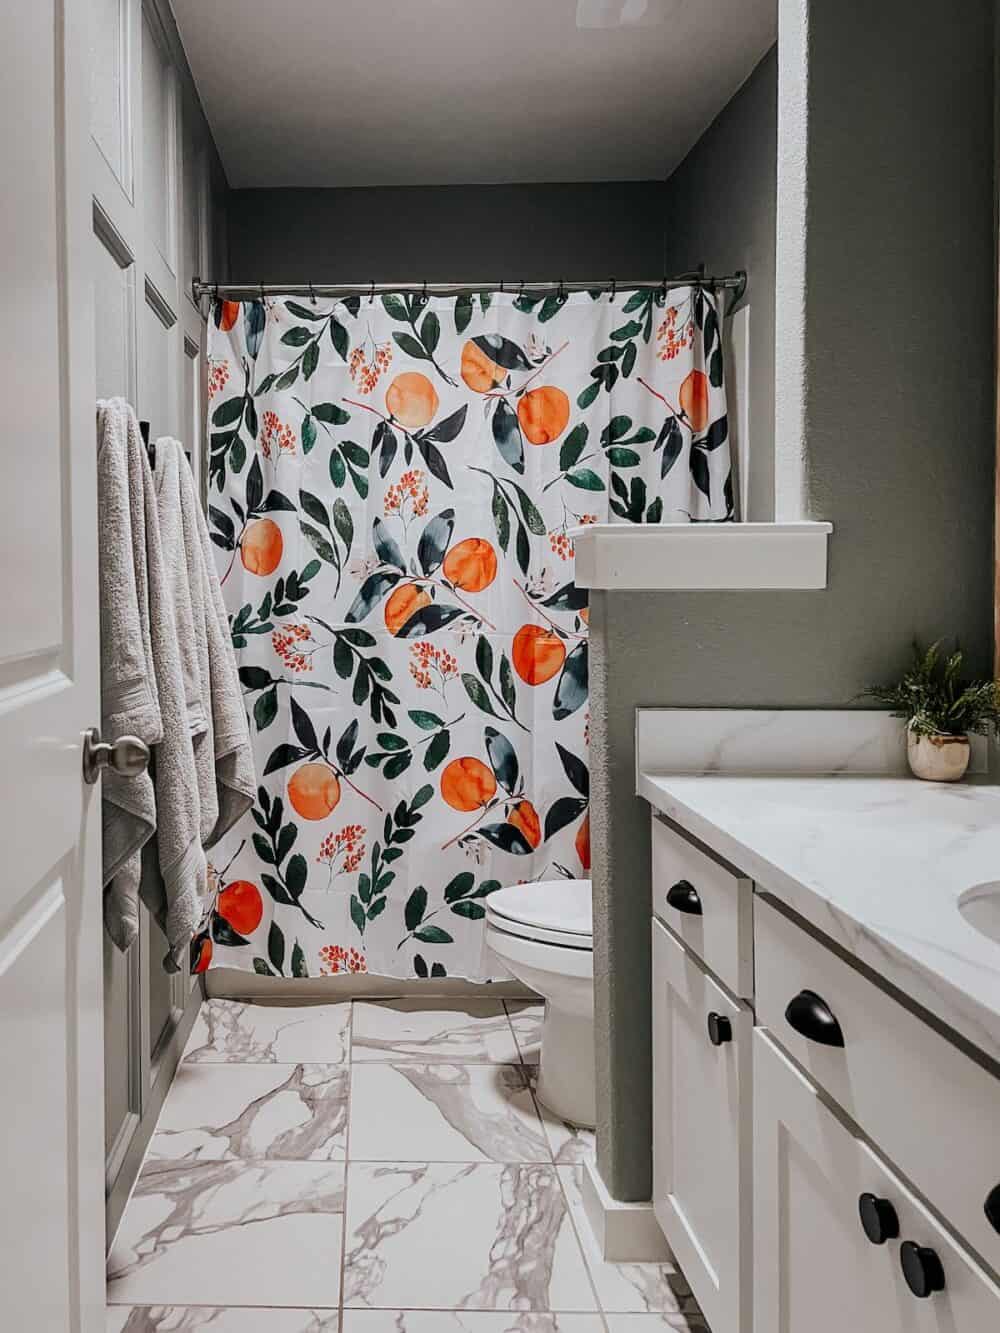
907;729;971;782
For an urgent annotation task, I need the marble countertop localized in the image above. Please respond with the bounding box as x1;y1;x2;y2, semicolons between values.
638;770;1000;1065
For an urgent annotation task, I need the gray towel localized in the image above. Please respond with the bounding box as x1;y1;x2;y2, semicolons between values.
97;400;162;949
153;439;216;844
155;438;255;847
98;401;206;969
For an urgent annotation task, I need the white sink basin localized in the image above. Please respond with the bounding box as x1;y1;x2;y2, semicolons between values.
958;882;1000;946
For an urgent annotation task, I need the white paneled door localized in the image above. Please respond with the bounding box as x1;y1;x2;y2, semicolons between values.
0;3;105;1332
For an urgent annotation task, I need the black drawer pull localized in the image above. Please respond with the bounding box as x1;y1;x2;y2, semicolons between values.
784;989;845;1047
900;1241;945;1299
707;1012;732;1046
858;1193;899;1246
985;1184;1000;1235
666;880;702;916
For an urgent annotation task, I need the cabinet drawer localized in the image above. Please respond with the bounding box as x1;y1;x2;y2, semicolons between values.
754;1029;1000;1333
652;918;752;1333
651;813;752;998
755;895;1000;1269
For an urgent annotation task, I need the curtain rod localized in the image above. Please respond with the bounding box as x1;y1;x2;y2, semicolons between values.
191;271;747;308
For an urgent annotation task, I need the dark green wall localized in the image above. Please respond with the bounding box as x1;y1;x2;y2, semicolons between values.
592;1;995;1199
664;47;777;520
226;181;666;283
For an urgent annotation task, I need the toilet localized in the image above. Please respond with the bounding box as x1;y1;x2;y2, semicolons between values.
485;878;594;1128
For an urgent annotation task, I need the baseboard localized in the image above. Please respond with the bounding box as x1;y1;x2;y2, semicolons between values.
205;968;537;1002
580;1157;672;1262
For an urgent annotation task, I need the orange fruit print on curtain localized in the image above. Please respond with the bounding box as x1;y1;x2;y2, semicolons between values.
199;287;731;980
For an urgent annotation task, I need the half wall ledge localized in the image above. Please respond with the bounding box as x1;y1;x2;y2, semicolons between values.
571;521;833;591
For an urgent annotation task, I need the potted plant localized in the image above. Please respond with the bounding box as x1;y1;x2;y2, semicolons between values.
863;641;1000;781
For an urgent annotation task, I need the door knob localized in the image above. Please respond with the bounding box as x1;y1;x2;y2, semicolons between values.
859;1192;899;1245
707;1012;732;1046
82;727;150;784
666;880;703;916
784;989;845;1047
900;1241;945;1298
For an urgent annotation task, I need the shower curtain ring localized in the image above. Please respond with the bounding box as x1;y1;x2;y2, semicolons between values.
518;279;524;298
308;281;317;306
369;280;375;304
610;277;617;300
500;279;505;293
259;281;265;301
558;279;565;302
421;280;428;304
212;283;219;301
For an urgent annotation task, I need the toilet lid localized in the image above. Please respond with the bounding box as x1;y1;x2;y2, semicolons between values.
486;879;592;941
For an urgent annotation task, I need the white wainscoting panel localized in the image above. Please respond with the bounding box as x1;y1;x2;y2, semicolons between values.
141;5;176;273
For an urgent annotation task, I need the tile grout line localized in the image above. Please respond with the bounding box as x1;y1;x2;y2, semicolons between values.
180;1059;338;1067
502;996;542;1067
521;1063;561;1169
341;1307;612;1318
350;1059;532;1064
517;1063;612;1329
146;1156;592;1168
501;998;522;1065
339;997;356;1325
108;1301;341;1313
552;1161;612;1332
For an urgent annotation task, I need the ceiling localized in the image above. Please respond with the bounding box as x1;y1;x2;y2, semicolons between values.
171;0;776;189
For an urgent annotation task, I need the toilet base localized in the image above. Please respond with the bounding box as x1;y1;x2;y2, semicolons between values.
484;917;595;1130
534;1001;596;1129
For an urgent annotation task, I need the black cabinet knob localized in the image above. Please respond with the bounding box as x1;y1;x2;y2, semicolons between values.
666;880;703;916
707;1012;732;1046
985;1184;1000;1236
900;1242;945;1299
858;1193;899;1246
784;989;845;1047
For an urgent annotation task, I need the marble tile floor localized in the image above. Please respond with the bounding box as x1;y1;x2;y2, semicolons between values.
108;997;708;1332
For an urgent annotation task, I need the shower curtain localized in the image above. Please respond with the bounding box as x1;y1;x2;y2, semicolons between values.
198;287;731;980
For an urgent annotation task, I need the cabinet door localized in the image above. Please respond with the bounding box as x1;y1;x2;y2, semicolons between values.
754;1029;1000;1333
754;1028;885;1333
652;918;751;1333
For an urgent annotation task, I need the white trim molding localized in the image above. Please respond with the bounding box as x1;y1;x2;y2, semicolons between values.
144;274;178;330
571;521;832;591
580;1158;672;1263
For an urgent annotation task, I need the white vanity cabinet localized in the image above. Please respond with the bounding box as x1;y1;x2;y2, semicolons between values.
648;807;1000;1333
